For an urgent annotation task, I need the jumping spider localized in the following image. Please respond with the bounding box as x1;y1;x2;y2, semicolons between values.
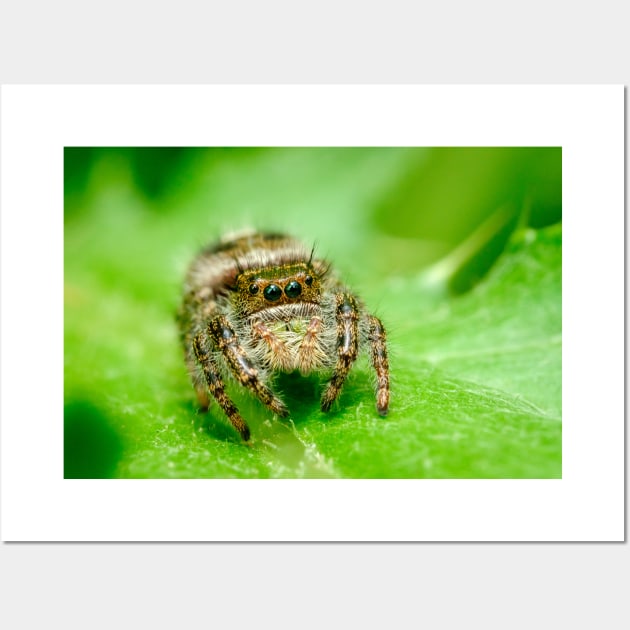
178;230;390;441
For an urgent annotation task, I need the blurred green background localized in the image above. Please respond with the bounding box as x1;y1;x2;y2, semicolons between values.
64;147;561;478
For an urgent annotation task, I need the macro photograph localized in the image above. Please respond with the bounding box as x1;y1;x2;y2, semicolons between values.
64;146;562;479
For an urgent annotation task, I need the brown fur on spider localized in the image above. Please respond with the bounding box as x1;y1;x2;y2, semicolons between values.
178;230;390;441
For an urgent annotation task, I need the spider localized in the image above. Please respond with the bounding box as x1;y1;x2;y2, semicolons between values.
177;230;390;441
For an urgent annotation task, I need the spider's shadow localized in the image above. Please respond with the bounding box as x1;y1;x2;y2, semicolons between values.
179;369;361;443
272;371;325;426
178;399;243;443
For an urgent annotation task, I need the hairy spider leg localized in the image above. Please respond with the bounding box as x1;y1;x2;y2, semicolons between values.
185;346;210;409
321;293;360;411
367;314;390;415
192;333;251;441
251;320;294;370
207;316;289;418
297;315;326;373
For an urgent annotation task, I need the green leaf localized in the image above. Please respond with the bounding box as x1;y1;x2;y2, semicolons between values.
297;225;562;478
64;148;561;478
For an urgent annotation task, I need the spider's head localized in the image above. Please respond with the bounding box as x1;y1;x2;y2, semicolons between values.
233;262;323;316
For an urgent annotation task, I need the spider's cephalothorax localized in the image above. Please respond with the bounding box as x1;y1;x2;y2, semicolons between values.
178;230;390;441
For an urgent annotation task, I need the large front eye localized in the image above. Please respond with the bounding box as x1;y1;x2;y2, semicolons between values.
263;284;282;302
284;280;302;298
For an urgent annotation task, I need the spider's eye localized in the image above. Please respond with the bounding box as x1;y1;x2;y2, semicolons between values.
263;284;282;302
284;280;302;298
248;283;259;295
304;275;313;287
